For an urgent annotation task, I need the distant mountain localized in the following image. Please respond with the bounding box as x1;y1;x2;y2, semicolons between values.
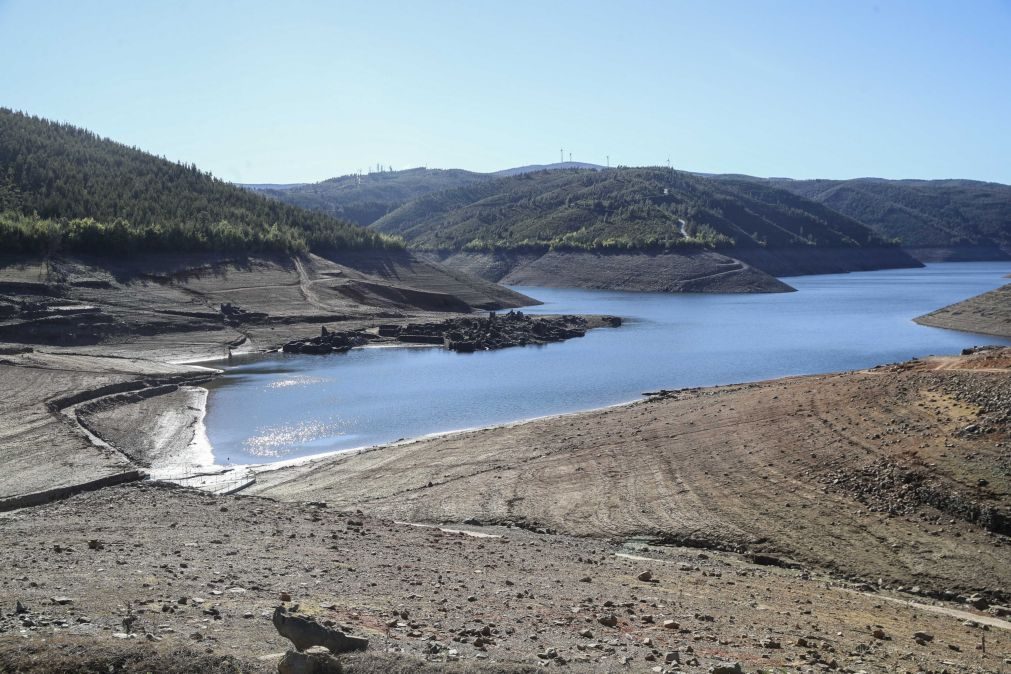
494;161;605;177
241;183;305;191
371;167;900;254
710;175;1011;260
257;167;494;227
253;164;610;226
0;109;394;255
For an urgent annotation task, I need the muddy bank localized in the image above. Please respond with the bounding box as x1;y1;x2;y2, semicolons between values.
251;349;1011;599
75;384;215;474
915;283;1011;338
435;249;795;293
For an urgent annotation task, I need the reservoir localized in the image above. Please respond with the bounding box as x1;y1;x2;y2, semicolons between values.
204;262;1011;466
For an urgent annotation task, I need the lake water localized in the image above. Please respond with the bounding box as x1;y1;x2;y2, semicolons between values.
204;262;1011;466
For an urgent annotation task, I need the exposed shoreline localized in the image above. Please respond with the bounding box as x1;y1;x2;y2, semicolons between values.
2;267;1010;673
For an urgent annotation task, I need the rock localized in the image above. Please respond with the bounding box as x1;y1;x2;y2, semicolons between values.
872;628;888;640
15;600;27;614
277;648;343;674
968;594;990;610
913;631;934;643
50;596;73;605
761;637;781;649
597;613;618;628
662;619;679;630
665;651;680;664
87;539;103;550
710;663;743;674
273;607;368;654
579;629;593;638
280;592;292;602
301;313;602;356
637;570;653;582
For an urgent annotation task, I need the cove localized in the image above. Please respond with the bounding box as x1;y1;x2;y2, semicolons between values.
203;262;1011;466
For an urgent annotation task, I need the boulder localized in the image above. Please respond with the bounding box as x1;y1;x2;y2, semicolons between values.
277;648;343;674
273;607;368;654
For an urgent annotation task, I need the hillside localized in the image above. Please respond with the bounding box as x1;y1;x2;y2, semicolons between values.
0;108;394;255
368;167;919;292
258;167;493;227
372;167;904;253
739;176;1011;261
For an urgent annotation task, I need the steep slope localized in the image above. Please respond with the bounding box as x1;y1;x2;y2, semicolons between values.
915;283;1011;338
0;108;395;254
750;176;1011;261
374;167;918;292
257;167;494;227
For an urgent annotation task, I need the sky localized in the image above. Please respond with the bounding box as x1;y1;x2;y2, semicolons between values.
2;0;1010;184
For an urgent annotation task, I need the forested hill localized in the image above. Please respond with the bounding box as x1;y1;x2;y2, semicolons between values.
370;167;899;253
258;167;493;227
0;109;396;255
724;176;1011;257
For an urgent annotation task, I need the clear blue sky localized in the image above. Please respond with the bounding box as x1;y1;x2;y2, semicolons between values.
2;0;1009;184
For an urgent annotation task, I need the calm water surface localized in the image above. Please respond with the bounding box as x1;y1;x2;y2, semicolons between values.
204;262;1011;465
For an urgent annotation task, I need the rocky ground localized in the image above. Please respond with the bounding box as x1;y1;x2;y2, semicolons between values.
1;481;1008;673
281;312;621;355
